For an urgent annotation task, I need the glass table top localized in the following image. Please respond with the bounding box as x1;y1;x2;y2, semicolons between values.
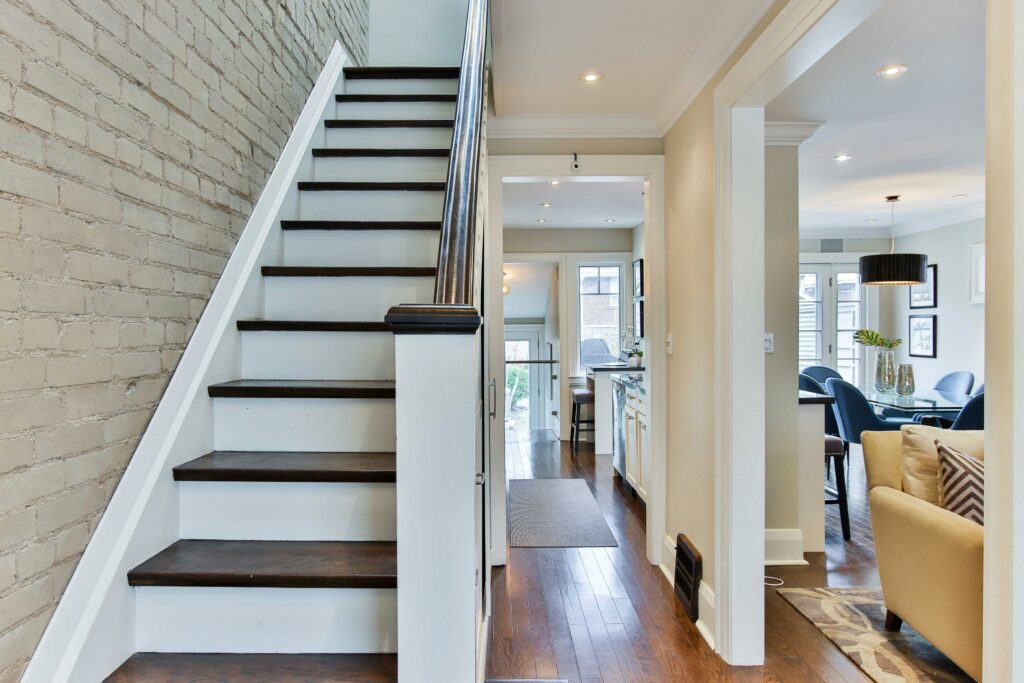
858;386;971;412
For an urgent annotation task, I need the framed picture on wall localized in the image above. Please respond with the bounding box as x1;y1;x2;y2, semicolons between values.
634;300;645;338
909;315;937;358
633;258;644;297
909;264;937;309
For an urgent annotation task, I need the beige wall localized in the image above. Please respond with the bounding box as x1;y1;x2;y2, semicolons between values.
503;227;634;253
661;0;787;590
764;146;799;531
878;218;986;390
0;2;368;678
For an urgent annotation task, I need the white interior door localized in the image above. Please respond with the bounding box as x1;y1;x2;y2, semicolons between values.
799;264;867;385
504;328;543;432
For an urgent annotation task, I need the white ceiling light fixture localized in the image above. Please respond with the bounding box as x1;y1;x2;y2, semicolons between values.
540;202;552;208
865;218;878;223
550;179;560;186
953;193;968;199
833;153;853;163
876;64;909;78
536;218;547;224
580;71;603;83
502;272;510;296
604;218;616;223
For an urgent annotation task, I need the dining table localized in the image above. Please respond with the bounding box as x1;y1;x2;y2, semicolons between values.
857;385;972;415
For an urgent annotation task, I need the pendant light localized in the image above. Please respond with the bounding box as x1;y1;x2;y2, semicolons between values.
859;195;928;285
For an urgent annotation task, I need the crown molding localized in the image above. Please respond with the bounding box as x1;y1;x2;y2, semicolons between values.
488;114;662;139
653;0;779;134
764;121;823;145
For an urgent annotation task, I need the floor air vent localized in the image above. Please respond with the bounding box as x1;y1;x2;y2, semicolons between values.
674;533;702;622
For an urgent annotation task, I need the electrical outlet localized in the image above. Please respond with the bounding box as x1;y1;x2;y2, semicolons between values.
764;333;775;354
666;333;673;356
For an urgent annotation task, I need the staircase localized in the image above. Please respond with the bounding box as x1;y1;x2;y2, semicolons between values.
103;66;459;682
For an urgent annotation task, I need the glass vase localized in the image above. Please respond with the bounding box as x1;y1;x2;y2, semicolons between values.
896;363;916;396
874;348;897;393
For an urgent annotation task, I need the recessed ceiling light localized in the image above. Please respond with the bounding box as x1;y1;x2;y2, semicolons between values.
953;193;968;199
581;72;603;83
865;219;878;224
876;64;908;78
833;153;853;163
536;218;547;224
604;218;616;223
540;202;552;208
550;179;560;185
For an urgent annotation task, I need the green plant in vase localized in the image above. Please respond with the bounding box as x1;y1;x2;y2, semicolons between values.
854;329;902;393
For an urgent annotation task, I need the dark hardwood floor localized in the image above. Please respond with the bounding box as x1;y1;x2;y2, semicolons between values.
488;429;877;682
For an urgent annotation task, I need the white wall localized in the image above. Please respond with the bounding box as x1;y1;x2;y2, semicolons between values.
504;228;635;253
881;218;985;390
368;0;467;66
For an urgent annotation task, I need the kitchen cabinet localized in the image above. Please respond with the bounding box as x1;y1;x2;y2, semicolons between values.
621;383;649;503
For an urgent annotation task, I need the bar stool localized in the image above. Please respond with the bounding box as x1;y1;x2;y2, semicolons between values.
824;434;851;540
570;388;595;451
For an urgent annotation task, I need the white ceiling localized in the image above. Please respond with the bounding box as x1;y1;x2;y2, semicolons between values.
503;179;645;229
489;0;776;137
766;0;985;238
503;263;555;319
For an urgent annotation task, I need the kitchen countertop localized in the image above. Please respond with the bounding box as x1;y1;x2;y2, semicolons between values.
588;363;645;372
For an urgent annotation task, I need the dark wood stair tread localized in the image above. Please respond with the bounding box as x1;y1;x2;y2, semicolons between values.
312;148;450;157
105;653;397;682
173;451;396;483
207;379;395;399
336;93;456;102
297;181;445;191
237;320;392;332
280;220;441;230
261;266;436;277
127;540;397;588
343;66;459;79
325;119;453;128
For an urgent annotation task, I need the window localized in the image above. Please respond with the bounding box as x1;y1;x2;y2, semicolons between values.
798;265;866;384
578;265;621;369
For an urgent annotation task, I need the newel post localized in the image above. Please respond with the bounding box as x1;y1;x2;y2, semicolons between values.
386;304;483;682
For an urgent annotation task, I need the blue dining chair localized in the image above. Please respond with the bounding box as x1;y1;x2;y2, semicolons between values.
973;383;985;396
934;371;975;396
826;378;915;444
800;374;840;437
803;365;843;385
951;392;985;430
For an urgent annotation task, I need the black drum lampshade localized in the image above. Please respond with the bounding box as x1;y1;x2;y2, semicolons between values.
859;252;928;285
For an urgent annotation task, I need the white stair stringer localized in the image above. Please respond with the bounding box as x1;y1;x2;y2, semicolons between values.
179;481;397;541
135;586;397;653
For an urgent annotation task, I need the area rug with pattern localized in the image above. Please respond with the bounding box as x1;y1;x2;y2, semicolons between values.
508;478;617;548
778;587;973;682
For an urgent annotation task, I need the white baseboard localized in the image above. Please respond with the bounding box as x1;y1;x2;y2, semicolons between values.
765;528;808;566
658;534;715;651
476;613;489;683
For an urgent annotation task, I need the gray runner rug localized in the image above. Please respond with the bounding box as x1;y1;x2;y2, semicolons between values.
508;478;618;548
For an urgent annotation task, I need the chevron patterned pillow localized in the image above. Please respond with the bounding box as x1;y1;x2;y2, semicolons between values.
935;440;985;525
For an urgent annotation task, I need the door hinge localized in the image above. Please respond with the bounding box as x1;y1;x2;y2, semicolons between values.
475;473;485;486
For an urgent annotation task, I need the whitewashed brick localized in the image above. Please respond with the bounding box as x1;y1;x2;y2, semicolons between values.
45;355;113;387
64;384;123;418
13;88;53;132
66;251;129;285
0;358;46;392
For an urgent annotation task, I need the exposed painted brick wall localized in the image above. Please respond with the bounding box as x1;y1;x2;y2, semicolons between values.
0;0;367;677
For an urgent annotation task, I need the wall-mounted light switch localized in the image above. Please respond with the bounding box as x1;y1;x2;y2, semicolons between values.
764;333;775;354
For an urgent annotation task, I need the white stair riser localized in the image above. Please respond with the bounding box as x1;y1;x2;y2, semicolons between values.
135;587;396;653
213;397;396;452
283;230;440;267
300;189;443;221
325;127;453;149
335;101;455;120
265;276;434;320
345;79;457;95
179;481;397;541
313;156;448;182
241;331;395;380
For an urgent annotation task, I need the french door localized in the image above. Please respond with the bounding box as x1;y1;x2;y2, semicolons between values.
504;328;544;432
799;264;866;384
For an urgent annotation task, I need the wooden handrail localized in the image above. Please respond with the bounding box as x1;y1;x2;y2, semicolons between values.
434;0;489;305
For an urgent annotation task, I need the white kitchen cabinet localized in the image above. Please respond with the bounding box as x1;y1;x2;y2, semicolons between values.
622;389;649;503
637;412;650;500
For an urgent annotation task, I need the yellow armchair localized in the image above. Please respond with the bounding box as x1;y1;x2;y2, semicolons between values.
861;430;984;681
